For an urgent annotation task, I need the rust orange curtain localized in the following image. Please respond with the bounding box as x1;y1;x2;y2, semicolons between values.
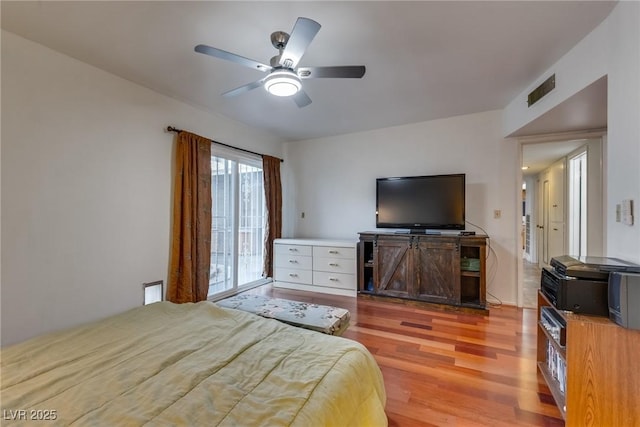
167;131;212;303
262;155;282;278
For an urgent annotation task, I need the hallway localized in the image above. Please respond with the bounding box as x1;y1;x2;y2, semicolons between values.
523;260;542;309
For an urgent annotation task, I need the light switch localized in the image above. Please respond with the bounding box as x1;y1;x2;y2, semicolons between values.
622;199;634;225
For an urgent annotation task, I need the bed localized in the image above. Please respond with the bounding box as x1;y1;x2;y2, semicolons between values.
1;301;387;426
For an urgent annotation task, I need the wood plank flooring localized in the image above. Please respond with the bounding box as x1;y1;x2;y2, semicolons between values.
242;285;564;427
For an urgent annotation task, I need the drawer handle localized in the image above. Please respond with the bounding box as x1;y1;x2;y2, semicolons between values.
289;273;298;277
288;259;298;264
288;248;298;251
328;250;338;254
329;277;339;282
329;263;339;267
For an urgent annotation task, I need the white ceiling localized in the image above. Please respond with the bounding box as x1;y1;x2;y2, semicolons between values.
1;1;615;142
522;139;590;176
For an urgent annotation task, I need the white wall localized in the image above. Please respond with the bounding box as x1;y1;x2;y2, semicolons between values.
503;15;608;137
605;2;640;262
504;2;640;263
584;139;604;257
1;31;284;346
282;110;519;305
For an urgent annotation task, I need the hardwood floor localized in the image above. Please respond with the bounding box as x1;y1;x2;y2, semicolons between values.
242;284;564;427
523;260;542;309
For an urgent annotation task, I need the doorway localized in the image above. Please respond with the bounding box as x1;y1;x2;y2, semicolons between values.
520;136;605;308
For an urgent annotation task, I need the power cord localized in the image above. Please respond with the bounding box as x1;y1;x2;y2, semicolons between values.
465;219;491;260
466;219;501;307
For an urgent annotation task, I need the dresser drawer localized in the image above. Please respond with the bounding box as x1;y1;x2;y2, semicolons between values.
275;243;312;257
274;253;312;270
313;257;355;274
313;271;355;290
312;246;355;259
273;239;357;297
275;267;313;285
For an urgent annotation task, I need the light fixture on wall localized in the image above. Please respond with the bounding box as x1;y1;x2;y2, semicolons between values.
263;69;302;97
521;166;530;170
143;280;163;305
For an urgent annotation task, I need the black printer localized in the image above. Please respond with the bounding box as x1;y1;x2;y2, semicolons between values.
541;255;640;316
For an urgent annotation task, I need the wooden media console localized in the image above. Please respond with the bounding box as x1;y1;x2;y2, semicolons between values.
357;232;487;312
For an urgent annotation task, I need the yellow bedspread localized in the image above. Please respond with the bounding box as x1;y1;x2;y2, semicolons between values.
1;302;386;426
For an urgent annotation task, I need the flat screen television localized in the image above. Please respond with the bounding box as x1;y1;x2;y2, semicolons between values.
376;173;465;231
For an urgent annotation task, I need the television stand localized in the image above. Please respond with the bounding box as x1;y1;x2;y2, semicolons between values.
357;231;487;312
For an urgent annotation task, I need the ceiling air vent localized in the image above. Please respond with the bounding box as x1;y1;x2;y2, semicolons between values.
528;74;555;107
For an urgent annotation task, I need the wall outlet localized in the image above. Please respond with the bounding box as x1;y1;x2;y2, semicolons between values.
494;209;502;219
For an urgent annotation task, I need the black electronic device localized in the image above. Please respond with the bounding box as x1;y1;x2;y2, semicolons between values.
609;272;640;330
541;267;609;316
543;256;640;317
376;173;465;231
540;306;566;346
550;255;640;280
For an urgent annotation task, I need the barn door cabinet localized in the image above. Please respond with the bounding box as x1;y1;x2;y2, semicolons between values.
358;232;487;310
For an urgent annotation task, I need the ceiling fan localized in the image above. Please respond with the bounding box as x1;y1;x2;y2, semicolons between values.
195;17;366;107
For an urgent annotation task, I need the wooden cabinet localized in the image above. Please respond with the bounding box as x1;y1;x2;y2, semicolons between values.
415;238;459;304
374;236;413;298
537;291;640;425
274;238;357;297
358;232;487;310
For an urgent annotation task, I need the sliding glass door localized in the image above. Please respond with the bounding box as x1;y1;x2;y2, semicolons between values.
209;150;266;298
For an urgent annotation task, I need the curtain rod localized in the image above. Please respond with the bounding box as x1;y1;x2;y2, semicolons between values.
166;126;283;162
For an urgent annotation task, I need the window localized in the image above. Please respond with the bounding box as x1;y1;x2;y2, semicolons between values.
568;150;587;257
209;149;267;298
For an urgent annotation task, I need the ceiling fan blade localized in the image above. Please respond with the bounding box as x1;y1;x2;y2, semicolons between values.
279;18;321;68
297;66;366;79
292;90;312;108
222;79;266;98
195;44;272;72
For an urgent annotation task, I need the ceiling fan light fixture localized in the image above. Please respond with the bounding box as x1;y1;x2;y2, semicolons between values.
264;70;301;97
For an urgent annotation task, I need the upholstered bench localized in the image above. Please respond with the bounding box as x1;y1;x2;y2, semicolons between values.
216;294;350;336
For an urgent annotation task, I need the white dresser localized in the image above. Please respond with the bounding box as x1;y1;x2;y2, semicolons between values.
273;238;357;297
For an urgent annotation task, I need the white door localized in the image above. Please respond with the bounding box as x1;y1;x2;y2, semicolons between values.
541;178;550;265
547;159;566;260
